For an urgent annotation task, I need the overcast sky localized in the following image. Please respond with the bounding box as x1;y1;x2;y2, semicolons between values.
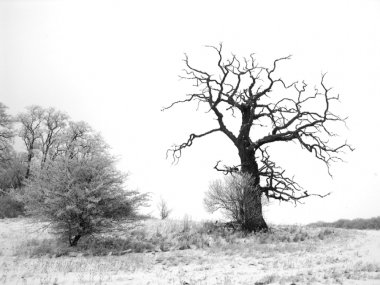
1;0;380;224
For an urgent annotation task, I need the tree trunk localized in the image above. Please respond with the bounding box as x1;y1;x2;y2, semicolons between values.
25;152;33;179
69;234;81;246
238;144;268;232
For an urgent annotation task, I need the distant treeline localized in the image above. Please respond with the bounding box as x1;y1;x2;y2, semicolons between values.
309;217;380;230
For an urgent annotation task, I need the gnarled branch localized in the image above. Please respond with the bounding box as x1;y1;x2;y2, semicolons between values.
167;128;221;164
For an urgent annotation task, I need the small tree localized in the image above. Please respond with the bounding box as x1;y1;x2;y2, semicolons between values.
157;196;172;220
204;172;268;230
25;154;148;246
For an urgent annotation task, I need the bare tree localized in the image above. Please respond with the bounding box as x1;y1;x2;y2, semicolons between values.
50;121;87;160
54;121;108;160
17;106;44;178
0;103;24;191
39;107;68;167
157;196;172;220
0;103;14;163
17;104;108;179
163;44;352;232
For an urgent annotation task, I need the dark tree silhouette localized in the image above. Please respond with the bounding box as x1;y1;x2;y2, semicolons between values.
163;44;352;232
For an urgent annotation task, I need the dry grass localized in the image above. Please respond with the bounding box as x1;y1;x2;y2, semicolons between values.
10;219;338;258
0;217;379;284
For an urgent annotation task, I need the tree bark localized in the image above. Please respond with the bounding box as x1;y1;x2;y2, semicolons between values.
238;143;268;232
69;234;81;246
25;152;33;179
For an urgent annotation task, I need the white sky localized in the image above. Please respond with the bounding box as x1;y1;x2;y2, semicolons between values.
1;0;380;224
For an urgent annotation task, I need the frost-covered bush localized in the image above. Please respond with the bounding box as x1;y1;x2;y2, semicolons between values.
24;154;148;246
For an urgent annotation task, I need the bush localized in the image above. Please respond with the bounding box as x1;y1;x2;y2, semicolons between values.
204;172;268;230
24;154;149;246
0;153;26;191
0;194;25;218
157;197;172;220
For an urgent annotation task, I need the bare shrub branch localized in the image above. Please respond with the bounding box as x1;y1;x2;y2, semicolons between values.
157;196;172;220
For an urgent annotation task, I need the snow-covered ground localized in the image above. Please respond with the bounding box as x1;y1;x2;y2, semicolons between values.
0;218;379;284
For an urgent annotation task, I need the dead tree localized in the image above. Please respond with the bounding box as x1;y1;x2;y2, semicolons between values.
163;44;352;232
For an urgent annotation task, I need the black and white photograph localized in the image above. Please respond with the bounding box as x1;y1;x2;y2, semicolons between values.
1;0;380;284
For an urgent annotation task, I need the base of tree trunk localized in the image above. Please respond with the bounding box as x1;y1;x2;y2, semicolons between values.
70;235;81;246
243;216;268;233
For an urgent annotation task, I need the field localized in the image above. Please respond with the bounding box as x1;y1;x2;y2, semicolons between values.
0;218;380;285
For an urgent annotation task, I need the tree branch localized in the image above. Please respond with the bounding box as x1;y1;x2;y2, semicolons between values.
167;128;221;164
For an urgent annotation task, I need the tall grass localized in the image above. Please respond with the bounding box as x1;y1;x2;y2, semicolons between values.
10;218;339;258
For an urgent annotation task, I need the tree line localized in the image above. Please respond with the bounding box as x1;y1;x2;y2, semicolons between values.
0;104;110;191
309;217;380;230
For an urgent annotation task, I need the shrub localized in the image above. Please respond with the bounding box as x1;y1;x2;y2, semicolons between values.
204;173;268;230
0;153;26;191
24;154;149;246
157;197;172;220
